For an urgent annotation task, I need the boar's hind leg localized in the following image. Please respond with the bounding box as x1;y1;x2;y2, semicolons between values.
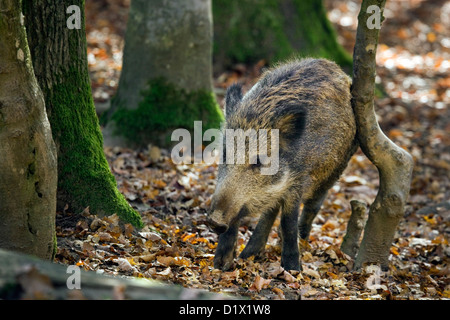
214;222;239;270
239;206;280;259
280;201;301;271
298;191;328;240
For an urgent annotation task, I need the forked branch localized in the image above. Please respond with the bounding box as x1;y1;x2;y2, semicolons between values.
350;0;414;269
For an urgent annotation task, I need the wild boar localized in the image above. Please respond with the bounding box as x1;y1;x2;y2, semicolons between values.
208;58;358;271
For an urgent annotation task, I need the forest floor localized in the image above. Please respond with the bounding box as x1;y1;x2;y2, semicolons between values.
54;0;449;300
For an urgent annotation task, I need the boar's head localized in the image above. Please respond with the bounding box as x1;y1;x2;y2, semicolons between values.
207;83;306;234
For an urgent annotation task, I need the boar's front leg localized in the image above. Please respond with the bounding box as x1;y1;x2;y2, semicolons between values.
280;200;301;271
240;206;280;259
298;191;327;240
214;222;239;270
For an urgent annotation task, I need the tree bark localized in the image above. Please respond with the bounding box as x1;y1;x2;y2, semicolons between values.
103;0;223;147
0;248;230;300
213;0;352;73
0;0;57;259
351;0;413;269
113;0;215;112
22;0;142;227
341;200;367;259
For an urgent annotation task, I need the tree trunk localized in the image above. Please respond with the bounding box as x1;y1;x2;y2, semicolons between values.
213;0;352;73
0;0;57;259
351;0;414;269
22;0;142;227
103;0;223;148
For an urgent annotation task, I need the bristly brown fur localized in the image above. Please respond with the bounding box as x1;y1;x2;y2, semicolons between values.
223;58;356;198
227;58;352;132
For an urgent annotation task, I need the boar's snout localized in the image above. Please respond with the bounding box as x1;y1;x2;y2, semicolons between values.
207;215;228;234
208;193;230;234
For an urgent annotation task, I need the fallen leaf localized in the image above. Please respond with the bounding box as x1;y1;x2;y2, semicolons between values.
282;270;297;283
427;32;436;43
156;267;173;278
272;287;285;299
157;255;176;266
139;254;156;262
390;246;399;255
342;175;367;186
114;258;138;272
220;269;240;283
98;232;114;242
139;231;162;242
249;275;271;292
304;288;319;297
423;215;437;225
303;268;321;279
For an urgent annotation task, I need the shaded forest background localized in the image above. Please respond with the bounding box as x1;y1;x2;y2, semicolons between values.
23;0;450;299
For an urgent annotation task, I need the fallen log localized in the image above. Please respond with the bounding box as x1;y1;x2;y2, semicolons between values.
0;248;229;300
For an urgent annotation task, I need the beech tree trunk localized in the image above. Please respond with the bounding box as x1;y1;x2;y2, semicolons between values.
103;0;223;147
0;0;57;259
23;0;142;227
112;0;215;112
351;0;413;269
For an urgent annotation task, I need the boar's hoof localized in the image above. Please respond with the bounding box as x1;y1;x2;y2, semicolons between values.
281;258;302;272
239;244;265;259
214;251;235;271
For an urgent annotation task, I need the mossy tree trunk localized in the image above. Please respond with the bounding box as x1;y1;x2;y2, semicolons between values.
213;0;352;72
0;0;58;259
351;0;413;269
103;0;223;147
23;0;142;227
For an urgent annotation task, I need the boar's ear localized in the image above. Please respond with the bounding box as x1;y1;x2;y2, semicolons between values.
275;106;307;143
225;83;242;117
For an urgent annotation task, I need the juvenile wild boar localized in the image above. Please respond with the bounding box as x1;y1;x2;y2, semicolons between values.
208;58;358;271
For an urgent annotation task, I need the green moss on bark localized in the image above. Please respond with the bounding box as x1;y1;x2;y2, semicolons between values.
213;0;290;65
291;0;352;71
44;67;143;228
110;78;224;147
